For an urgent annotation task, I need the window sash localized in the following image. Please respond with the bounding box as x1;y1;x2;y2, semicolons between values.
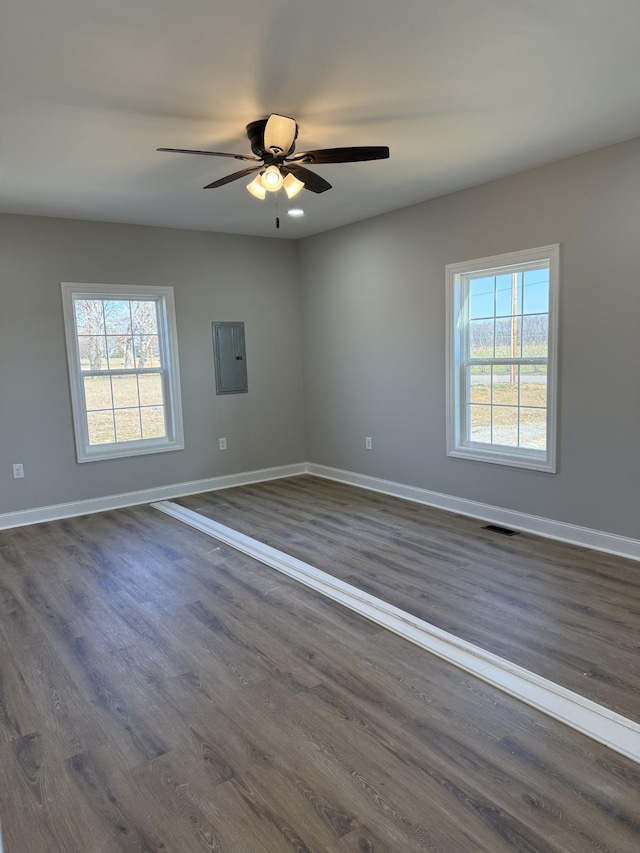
62;283;184;463
446;245;559;472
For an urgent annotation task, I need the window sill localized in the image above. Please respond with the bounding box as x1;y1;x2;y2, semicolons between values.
76;436;185;464
447;443;556;473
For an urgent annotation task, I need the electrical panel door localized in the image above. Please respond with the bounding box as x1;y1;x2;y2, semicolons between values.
212;322;248;394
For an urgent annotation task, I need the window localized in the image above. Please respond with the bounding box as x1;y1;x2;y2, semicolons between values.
446;245;559;472
61;283;184;463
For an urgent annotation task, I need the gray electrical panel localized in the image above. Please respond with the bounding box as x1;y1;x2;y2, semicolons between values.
212;322;248;394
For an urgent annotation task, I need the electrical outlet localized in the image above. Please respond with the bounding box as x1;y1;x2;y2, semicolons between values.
218;437;227;451
365;436;373;450
12;463;24;479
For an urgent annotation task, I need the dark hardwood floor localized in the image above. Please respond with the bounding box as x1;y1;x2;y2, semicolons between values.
177;476;640;723
0;479;637;851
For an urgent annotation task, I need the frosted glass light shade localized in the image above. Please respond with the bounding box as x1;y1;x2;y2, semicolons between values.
283;173;304;199
246;175;266;199
264;114;297;156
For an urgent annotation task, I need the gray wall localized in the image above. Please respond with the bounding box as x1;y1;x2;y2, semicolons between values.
0;214;305;514
3;137;639;540
299;137;640;539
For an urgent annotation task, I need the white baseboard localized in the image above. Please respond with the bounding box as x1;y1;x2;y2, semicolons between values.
307;463;640;562
153;499;640;766
0;463;307;531
1;460;638;562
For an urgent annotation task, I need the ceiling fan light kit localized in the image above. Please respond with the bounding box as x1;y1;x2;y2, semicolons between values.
158;113;389;203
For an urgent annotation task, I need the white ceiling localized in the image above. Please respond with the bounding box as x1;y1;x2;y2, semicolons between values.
2;0;640;239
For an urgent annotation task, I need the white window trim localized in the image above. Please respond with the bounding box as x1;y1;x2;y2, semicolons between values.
61;282;185;463
446;245;559;473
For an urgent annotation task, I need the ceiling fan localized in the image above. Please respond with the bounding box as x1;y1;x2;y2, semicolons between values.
157;113;389;200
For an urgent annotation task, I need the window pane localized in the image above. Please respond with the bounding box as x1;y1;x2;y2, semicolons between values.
141;406;166;439
132;334;160;368
117;337;135;369
139;373;164;406
470;319;494;359
103;300;130;335
147;336;161;367
131;300;159;335
469;369;490;405
75;300;104;336
112;375;140;409
492;367;518;406
492;406;518;447
495;319;509;357
469;364;491;386
468;404;490;443
495;273;521;317
106;335;128;369
523;272;549;314
84;376;113;411
519;407;547;449
78;335;107;371
469;276;495;319
114;409;142;442
522;314;548;357
520;368;547;407
495;317;521;358
87;410;115;445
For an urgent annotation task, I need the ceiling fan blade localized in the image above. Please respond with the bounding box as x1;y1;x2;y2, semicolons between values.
284;163;332;194
157;147;260;161
264;114;298;157
203;165;263;189
289;146;389;164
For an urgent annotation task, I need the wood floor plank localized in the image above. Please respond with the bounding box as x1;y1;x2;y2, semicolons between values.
325;823;396;852
0;629;41;744
0;734;138;853
64;745;168;852
0;736;68;853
